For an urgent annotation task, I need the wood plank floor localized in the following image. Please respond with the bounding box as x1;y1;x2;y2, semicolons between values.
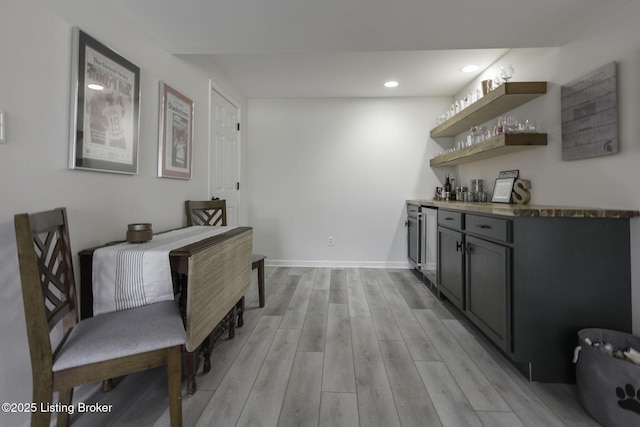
68;267;601;426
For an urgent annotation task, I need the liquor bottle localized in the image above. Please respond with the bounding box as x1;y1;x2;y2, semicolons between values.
450;179;456;201
444;174;451;200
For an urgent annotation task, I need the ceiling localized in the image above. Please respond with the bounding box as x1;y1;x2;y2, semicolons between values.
111;0;632;98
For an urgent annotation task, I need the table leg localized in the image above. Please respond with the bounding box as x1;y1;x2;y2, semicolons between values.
202;336;212;373
184;348;198;395
101;379;113;393
236;297;245;328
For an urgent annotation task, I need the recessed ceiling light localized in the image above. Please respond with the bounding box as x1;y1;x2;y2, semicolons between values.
461;64;480;73
384;81;399;88
87;83;104;90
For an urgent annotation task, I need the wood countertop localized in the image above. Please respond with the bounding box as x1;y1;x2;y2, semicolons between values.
406;199;640;219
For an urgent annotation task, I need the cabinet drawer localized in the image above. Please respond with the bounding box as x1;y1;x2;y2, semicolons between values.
438;210;463;230
466;214;511;242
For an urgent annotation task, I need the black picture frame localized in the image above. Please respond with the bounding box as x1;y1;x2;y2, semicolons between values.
491;177;515;203
498;169;519;179
69;27;140;174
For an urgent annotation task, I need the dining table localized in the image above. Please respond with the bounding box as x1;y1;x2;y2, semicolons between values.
78;225;254;394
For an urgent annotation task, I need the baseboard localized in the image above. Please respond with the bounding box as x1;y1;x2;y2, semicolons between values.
265;259;412;269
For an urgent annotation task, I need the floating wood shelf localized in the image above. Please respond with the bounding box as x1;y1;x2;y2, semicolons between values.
430;133;547;167
430;82;547;138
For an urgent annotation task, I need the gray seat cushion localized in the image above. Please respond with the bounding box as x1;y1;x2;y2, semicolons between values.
53;300;186;372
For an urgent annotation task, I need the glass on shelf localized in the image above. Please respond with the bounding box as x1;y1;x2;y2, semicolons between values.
493;64;515;87
493;74;502;88
468;125;487;146
499;64;515;82
435;85;485;125
493;115;541;136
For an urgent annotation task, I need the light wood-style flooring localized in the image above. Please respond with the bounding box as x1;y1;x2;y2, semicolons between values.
69;267;601;426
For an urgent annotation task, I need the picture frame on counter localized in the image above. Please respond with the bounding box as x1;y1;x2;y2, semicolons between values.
492;177;515;203
68;27;140;174
498;169;519;179
158;81;194;179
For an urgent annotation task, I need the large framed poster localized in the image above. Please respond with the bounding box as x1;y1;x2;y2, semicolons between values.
158;82;194;179
69;27;140;174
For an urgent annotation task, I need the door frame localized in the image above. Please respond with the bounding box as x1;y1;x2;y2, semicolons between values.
208;79;242;222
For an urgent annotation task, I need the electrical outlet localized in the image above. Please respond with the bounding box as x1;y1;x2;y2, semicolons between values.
328;236;335;246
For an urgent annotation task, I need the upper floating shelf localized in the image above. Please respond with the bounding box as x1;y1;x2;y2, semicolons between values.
430;82;548;138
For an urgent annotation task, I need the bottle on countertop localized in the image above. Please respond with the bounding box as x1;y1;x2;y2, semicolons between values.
450;179;456;200
444;174;451;200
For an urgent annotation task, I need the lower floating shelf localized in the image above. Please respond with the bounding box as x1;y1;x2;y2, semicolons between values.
430;133;547;167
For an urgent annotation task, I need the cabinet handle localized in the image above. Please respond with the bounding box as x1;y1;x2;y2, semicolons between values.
456;241;463;252
445;217;455;221
477;224;492;229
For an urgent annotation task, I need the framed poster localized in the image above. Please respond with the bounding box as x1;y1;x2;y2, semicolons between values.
491;177;515;203
69;27;140;174
561;62;618;161
158;82;194;179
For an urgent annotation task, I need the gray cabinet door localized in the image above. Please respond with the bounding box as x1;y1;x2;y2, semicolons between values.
437;226;464;309
465;236;511;352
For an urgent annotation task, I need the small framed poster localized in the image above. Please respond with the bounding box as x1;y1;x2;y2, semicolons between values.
491;177;515;203
69;27;140;174
158;82;194;179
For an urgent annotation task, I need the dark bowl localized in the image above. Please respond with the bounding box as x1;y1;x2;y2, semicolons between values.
126;223;153;243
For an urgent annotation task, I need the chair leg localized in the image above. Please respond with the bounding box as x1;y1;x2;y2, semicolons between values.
57;388;74;427
257;259;265;307
167;346;183;427
31;383;53;427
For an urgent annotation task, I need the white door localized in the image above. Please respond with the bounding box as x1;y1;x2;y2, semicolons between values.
210;88;240;226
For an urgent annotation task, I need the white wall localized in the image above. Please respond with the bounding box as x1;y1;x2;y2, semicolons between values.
0;1;246;425
247;97;452;267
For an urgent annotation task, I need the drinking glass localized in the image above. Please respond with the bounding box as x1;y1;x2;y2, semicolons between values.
499;64;515;82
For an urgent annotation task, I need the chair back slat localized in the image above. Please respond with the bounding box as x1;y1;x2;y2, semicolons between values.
14;208;77;369
185;200;227;227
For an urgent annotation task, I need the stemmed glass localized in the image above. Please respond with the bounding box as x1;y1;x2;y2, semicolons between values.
499;64;515;83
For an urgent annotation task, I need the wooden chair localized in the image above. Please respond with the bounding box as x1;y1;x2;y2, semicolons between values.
185;200;266;307
184;199;227;226
14;208;186;427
